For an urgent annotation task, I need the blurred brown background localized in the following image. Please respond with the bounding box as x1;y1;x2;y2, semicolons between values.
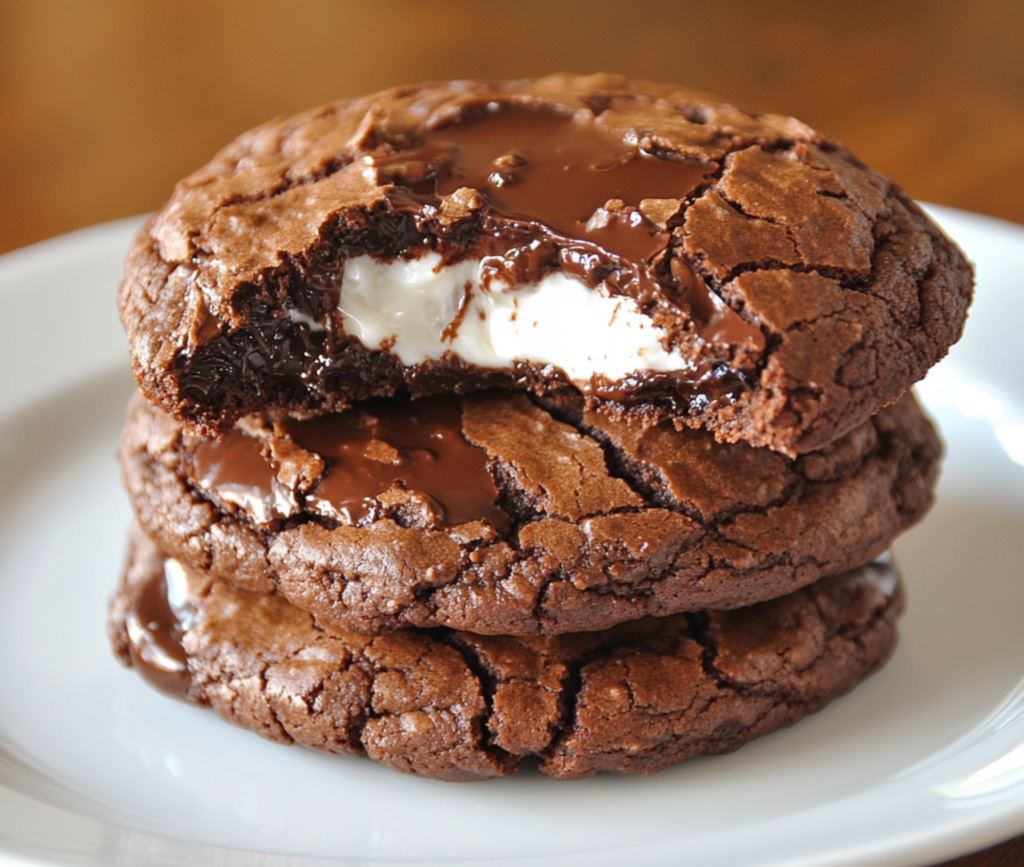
1;0;1023;256
1;1;1023;864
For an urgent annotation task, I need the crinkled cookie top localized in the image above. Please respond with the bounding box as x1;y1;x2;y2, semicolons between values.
119;73;972;454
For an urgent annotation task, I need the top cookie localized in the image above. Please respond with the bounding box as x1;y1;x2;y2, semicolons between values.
119;73;972;454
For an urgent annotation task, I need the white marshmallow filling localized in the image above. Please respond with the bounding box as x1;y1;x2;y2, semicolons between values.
334;252;694;384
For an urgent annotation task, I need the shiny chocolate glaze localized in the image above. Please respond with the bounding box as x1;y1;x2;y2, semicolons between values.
378;108;703;261
287;396;507;528
124;562;191;699
192;396;508;530
194;428;293;523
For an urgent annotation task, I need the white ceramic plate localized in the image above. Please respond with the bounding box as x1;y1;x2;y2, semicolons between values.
1;207;1023;867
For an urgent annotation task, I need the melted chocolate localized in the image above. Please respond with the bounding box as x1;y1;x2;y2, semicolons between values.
286;396;508;529
373;106;763;349
125;564;191;699
190;396;507;529
377;109;708;249
193;428;293;523
195;429;271;493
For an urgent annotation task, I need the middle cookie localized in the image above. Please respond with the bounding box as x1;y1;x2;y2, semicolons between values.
122;389;938;635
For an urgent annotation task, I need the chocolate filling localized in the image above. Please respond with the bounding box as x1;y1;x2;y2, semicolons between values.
193;428;295;523
194;395;509;530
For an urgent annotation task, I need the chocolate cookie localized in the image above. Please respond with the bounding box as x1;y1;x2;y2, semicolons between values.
110;527;903;781
119;74;971;456
120;386;938;635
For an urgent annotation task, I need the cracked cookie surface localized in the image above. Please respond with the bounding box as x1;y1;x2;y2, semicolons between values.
119;74;972;455
120;386;938;635
110;527;903;781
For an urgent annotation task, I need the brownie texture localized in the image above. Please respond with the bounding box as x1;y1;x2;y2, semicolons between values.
120;387;938;635
118;74;972;456
110;527;904;781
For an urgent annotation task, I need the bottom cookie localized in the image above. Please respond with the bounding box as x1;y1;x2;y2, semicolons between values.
109;525;904;781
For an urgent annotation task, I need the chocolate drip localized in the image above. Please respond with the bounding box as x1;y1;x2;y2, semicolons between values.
125;564;191;699
286;396;508;529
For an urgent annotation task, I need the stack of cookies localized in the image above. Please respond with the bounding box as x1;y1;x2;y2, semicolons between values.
109;74;971;781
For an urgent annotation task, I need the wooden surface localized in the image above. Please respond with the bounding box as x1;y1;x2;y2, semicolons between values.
1;1;1023;863
1;0;1022;255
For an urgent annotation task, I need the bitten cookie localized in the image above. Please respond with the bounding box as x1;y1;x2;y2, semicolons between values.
110;527;904;781
119;74;972;455
120;386;938;635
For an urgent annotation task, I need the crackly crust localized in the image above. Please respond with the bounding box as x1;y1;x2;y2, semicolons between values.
118;73;972;456
110;527;903;781
120;387;938;635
